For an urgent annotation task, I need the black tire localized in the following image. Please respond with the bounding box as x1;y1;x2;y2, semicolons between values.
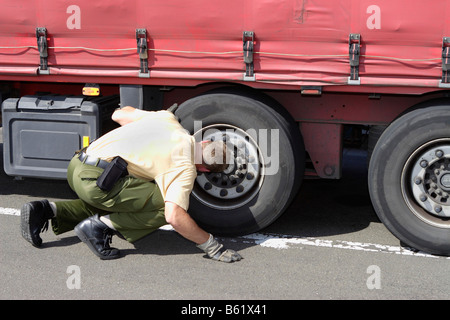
175;89;305;236
367;125;387;167
369;103;450;255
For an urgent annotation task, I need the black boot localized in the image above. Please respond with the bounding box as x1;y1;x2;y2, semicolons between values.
74;214;120;260
20;200;54;247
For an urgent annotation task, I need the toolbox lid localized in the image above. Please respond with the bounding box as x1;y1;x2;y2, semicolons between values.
17;96;85;111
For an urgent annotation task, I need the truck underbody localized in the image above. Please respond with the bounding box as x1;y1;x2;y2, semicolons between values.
2;0;450;255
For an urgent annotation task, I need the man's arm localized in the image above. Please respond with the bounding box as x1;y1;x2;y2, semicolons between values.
111;106;141;126
164;201;210;245
164;201;242;262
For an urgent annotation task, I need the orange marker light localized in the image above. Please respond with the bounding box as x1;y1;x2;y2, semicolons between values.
82;84;100;96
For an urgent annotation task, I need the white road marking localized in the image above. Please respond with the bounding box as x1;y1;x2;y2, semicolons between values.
236;233;450;259
2;206;448;259
0;207;20;216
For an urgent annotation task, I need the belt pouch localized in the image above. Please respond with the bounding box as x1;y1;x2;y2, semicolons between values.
96;156;128;191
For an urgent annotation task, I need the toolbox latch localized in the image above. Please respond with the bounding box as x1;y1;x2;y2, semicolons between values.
36;28;50;75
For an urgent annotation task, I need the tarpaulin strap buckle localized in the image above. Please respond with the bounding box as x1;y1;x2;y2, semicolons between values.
243;31;255;81
348;33;361;85
136;29;150;78
36;27;50;75
442;38;450;83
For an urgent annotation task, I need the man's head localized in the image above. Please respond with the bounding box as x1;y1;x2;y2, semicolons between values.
197;140;228;173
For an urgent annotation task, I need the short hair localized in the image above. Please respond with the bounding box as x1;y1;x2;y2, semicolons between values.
201;140;228;172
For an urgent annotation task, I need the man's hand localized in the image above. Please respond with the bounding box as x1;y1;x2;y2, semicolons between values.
165;202;242;262
197;234;242;263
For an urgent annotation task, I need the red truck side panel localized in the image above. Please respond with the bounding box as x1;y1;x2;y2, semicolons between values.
0;0;448;90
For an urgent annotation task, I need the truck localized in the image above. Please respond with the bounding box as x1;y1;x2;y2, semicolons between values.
2;0;450;256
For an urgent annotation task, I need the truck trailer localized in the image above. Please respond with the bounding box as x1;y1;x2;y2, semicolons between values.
2;0;450;256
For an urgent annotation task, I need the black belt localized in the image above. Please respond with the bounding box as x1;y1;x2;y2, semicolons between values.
78;152;110;170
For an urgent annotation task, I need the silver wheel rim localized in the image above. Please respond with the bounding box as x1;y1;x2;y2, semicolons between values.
192;124;265;210
402;138;450;228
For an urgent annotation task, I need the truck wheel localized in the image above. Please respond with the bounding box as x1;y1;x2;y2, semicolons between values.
369;103;450;255
175;90;305;236
367;125;387;167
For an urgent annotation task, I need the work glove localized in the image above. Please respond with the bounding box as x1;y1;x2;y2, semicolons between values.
197;234;242;263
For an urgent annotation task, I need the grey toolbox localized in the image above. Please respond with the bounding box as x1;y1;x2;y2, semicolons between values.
2;95;119;179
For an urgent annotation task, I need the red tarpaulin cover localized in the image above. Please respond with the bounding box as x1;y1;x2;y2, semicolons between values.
0;0;447;89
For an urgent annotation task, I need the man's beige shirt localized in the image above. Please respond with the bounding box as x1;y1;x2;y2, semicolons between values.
86;109;197;211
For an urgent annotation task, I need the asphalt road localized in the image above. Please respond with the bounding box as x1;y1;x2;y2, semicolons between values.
1;127;450;304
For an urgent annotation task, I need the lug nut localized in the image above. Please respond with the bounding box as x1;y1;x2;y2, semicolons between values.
420;194;428;202
204;182;212;191
436;150;444;158
414;177;422;185
229;174;239;181
435;205;443;213
420;160;428;168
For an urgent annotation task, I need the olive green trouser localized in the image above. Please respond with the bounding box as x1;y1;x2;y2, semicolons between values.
51;155;166;243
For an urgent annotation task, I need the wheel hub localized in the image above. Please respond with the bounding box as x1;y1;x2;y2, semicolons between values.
440;173;450;190
192;124;264;210
410;144;450;217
